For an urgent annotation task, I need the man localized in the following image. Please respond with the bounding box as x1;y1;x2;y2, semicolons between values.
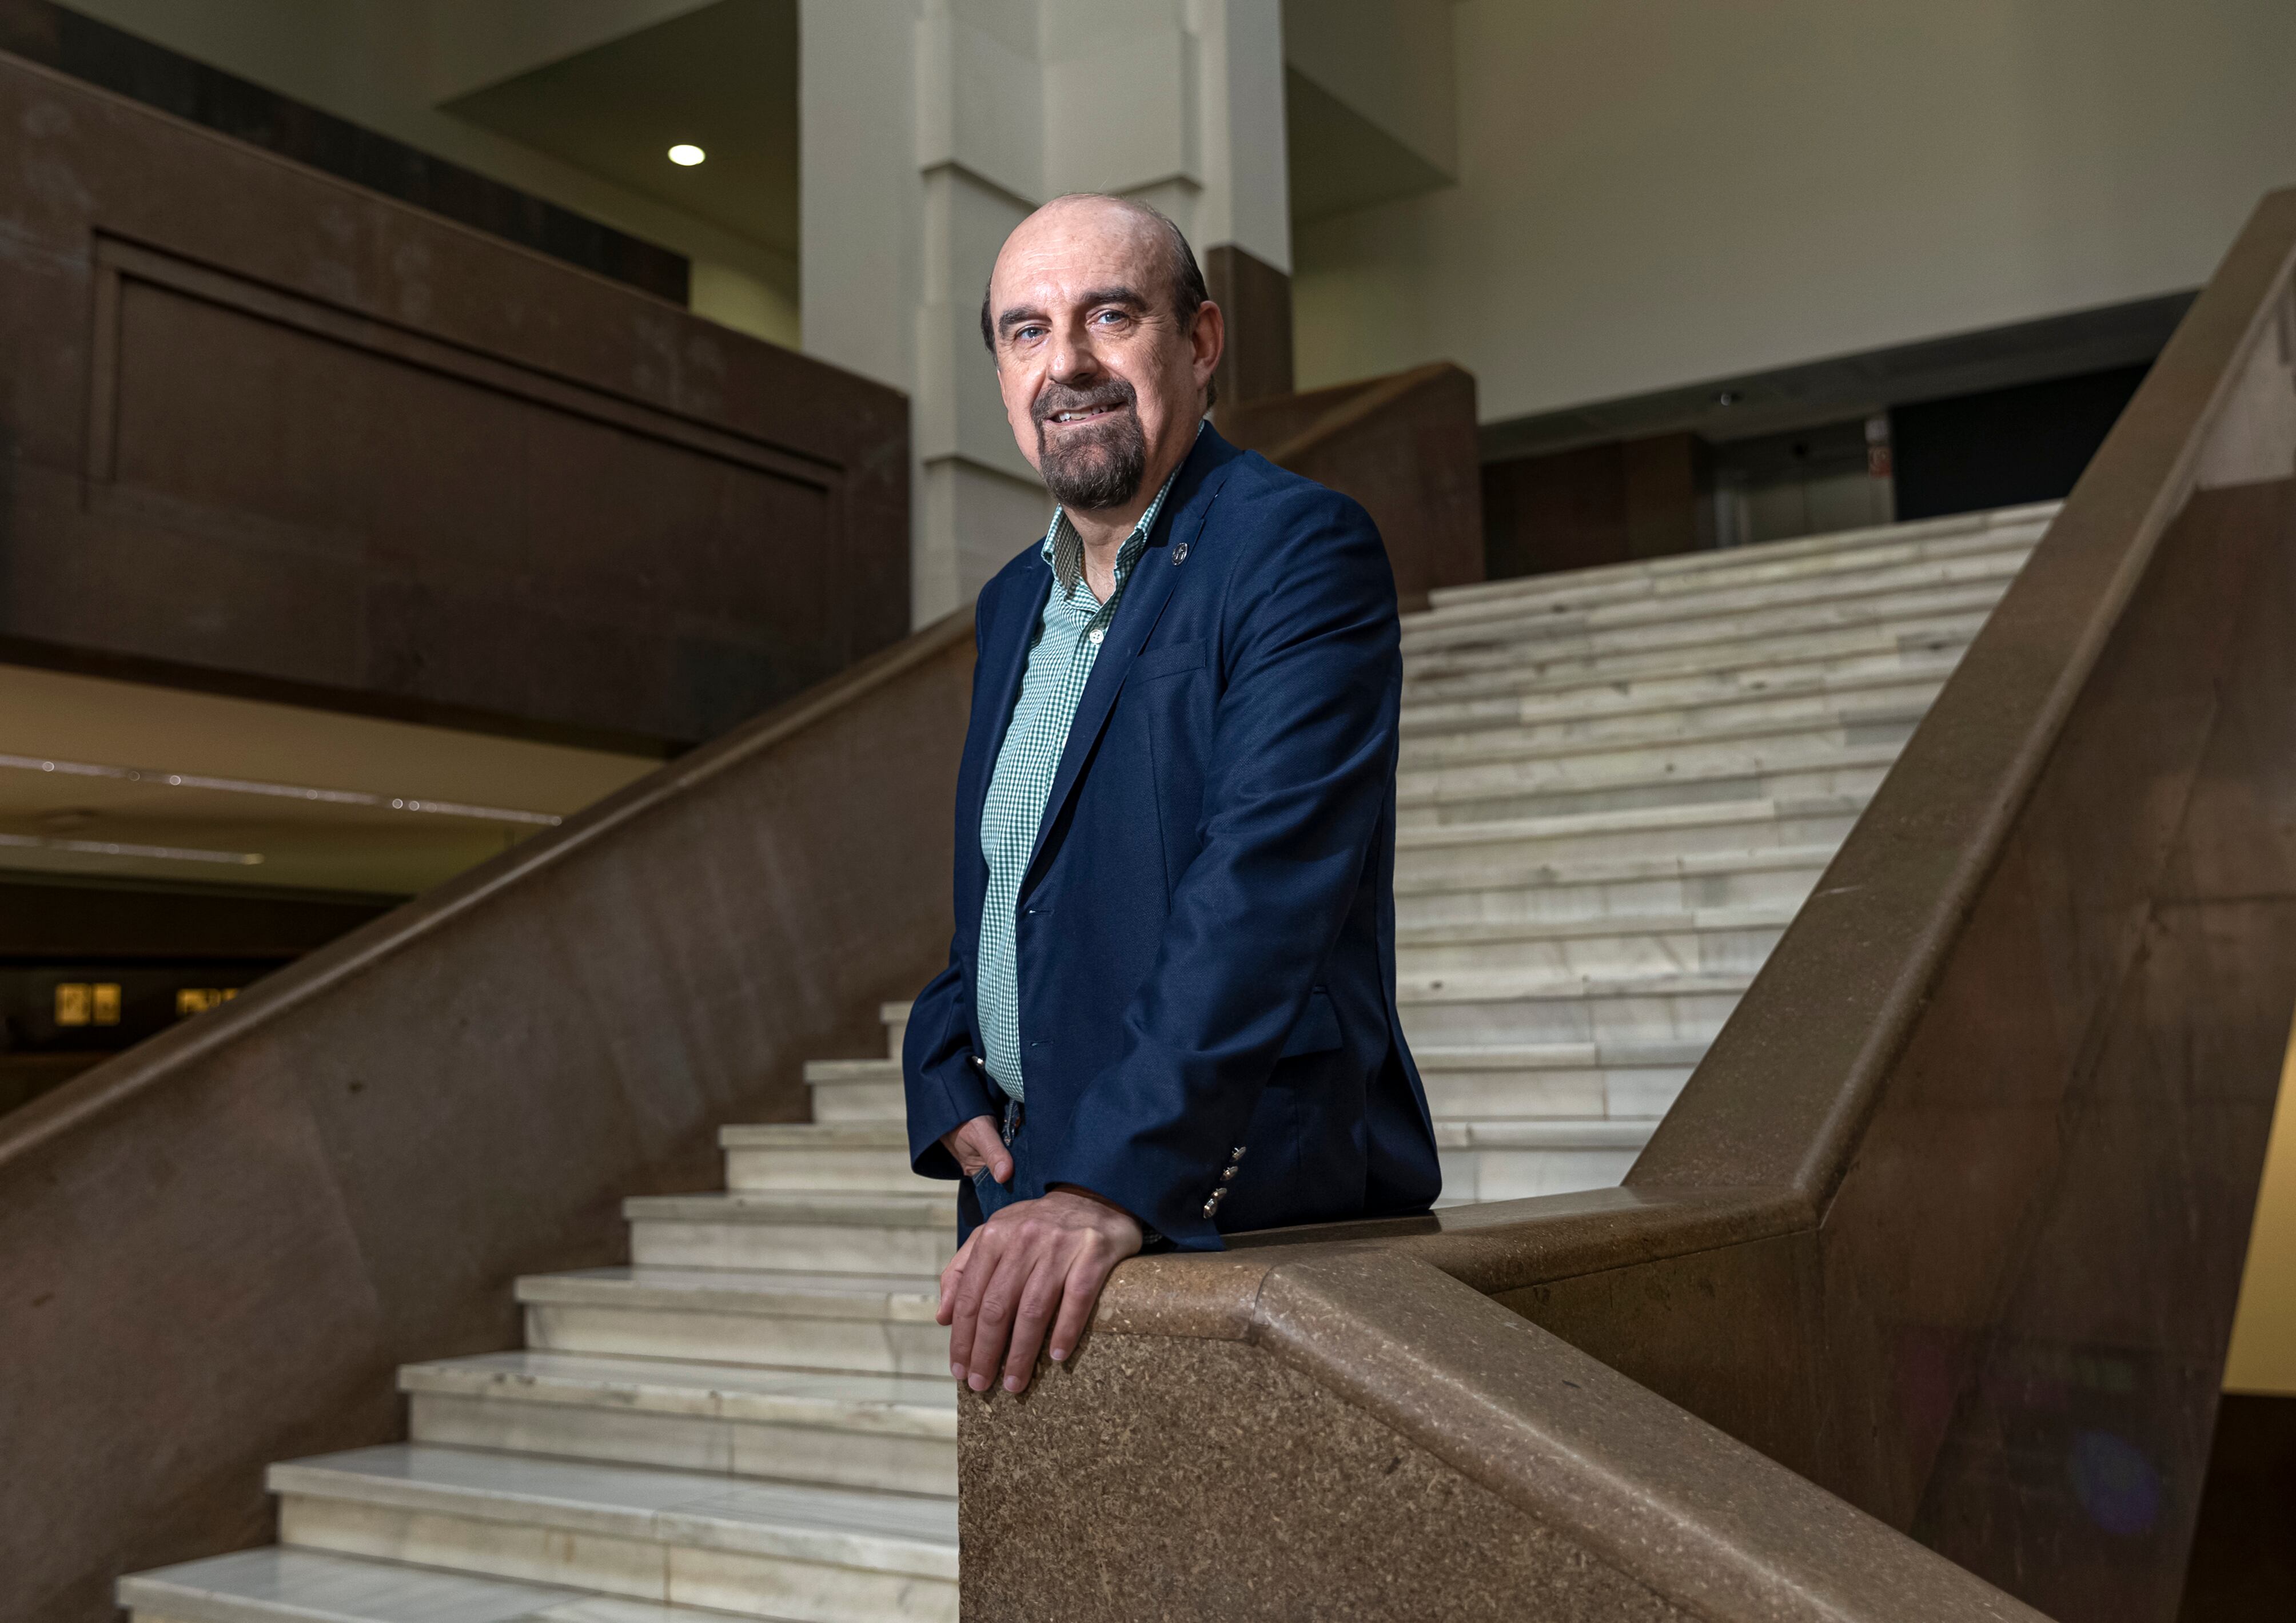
903;193;1440;1399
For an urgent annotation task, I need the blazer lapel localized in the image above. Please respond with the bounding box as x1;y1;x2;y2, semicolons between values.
1025;429;1242;886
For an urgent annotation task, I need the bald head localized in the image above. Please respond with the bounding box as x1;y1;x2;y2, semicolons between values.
980;194;1225;520
979;195;1211;398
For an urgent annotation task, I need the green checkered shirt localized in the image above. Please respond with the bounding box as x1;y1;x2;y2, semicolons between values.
976;455;1189;1102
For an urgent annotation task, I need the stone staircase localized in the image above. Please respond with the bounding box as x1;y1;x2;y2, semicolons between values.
118;503;2048;1622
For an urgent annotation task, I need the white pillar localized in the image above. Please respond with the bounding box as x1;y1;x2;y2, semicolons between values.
800;0;1291;625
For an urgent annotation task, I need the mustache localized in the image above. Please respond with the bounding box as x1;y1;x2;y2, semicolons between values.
1032;378;1137;426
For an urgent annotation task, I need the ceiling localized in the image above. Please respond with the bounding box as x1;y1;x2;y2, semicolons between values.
1285;67;1456;226
0;663;656;896
444;0;799;263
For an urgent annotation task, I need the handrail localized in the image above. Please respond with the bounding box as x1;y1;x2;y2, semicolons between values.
967;190;2296;1622
1641;188;2296;1204
1260;360;1462;466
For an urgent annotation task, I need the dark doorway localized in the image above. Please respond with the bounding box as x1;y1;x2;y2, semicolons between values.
1892;363;2152;521
2179;1391;2296;1620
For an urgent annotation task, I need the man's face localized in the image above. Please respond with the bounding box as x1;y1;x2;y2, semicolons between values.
986;201;1221;512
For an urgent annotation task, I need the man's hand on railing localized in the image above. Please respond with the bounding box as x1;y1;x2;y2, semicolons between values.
939;1184;1143;1394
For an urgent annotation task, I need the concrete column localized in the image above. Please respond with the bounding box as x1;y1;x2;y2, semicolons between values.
801;0;1292;625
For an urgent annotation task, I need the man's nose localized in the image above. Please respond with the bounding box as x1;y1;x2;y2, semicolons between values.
1047;320;1102;386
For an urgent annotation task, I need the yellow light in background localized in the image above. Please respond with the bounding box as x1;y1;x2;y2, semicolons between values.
176;987;238;1017
668;143;706;167
54;982;121;1026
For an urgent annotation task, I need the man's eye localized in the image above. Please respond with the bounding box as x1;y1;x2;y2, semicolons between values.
1014;326;1046;342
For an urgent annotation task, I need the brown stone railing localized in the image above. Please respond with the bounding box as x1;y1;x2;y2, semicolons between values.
1223;361;1486;609
0;616;975;1623
967;190;2296;1623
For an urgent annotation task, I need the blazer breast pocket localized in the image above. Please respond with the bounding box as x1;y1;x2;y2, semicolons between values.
1133;639;1205;682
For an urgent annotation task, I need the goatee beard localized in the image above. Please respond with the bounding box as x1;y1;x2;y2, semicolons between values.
1035;379;1147;511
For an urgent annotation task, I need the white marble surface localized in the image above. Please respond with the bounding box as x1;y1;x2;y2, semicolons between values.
1393;842;1831;930
272;1446;956;1575
1401;614;1990;704
403;1352;954;1435
1418;504;2053;616
515;1267;941;1318
116;1545;742;1622
1401;542;2031;650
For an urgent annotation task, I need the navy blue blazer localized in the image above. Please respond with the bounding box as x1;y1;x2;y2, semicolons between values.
901;425;1441;1250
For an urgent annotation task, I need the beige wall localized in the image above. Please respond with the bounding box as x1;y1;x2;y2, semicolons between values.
2226;1028;2296;1395
1293;0;2296;421
55;0;800;344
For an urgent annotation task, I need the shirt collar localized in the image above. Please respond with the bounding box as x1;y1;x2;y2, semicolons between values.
1041;419;1203;600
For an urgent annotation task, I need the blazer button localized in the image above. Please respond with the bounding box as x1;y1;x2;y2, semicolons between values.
1219;1167;1237;1182
1201;1199;1217;1218
1231;1146;1247;1161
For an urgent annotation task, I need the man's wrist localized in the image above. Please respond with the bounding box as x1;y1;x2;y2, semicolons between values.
1046;1183;1155;1248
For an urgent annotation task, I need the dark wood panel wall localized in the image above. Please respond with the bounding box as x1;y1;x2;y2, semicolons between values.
1482;429;1716;578
0;51;908;751
1204;242;1296;411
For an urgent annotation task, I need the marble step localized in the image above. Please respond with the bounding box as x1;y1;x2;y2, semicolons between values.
118;1545;740;1623
1395;794;1865;880
1411;524;2039;642
1433;1119;1657;1204
1396;741;1900;830
1400;691;1926;778
1397;968;1749;1046
1396;596;1992;698
1401;545;2027;658
1397;904;1791;979
625;1192;956;1277
1398;620;1977;719
1394;842;1832;930
722;1124;921;1194
1403;583;2021;690
519;1267;946;1377
878;1002;910;1060
1399;665;1950;761
269;1445;958;1623
1419;503;2056;618
402;1350;956;1497
1402;581;2011;686
1413;1039;1703;1120
803;1059;907;1125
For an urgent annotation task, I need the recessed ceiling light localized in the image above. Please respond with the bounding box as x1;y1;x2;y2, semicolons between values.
668;144;706;167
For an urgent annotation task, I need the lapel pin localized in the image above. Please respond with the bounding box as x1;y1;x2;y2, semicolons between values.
1171;541;1190;566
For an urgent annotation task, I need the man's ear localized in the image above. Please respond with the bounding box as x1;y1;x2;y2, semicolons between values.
1192;299;1226;404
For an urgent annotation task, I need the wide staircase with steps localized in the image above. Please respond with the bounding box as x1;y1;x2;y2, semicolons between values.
119;502;2049;1622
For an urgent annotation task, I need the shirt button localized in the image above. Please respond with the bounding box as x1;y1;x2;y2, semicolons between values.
1088;628;1104;645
